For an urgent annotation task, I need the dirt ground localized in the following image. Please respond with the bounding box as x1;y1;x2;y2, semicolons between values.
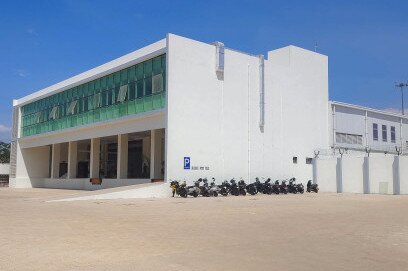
1;188;408;271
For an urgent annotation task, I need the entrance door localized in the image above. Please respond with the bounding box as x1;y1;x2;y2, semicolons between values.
128;140;143;178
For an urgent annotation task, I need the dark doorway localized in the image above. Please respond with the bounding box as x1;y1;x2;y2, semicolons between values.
128;140;143;178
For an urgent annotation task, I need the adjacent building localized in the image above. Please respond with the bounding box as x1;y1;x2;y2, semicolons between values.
8;34;408;190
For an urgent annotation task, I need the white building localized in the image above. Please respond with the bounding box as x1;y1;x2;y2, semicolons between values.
8;34;407;190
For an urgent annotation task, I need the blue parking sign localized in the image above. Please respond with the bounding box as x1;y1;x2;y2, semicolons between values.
184;157;191;170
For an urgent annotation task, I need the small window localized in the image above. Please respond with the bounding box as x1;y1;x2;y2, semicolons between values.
152;74;163;93
93;93;102;108
293;157;298;164
306;158;313;164
117;84;128;103
391;126;396;143
49;106;59;120
373;123;378;141
382;125;387;142
67;100;78;115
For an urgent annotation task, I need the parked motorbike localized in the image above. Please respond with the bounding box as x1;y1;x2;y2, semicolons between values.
296;182;304;194
307;180;319;193
271;180;280;194
198;178;211;197
220;180;230;196
246;179;258;195
169;180;187;198
279;180;288;194
238;179;247;196
229;179;240;196
209;178;221;197
263;179;273;195
181;180;199;197
254;177;264;194
288;178;298;194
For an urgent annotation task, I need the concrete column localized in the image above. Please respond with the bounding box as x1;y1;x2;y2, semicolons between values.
51;144;61;178
68;141;78;179
393;156;400;195
90;138;100;178
117;134;128;179
363;157;370;194
150;130;156;180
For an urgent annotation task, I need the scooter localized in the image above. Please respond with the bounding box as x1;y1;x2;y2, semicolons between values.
183;180;200;197
254;177;264;194
209;178;221;197
220;180;230;196
288;178;298;194
296;182;304;194
279;180;288;194
246;179;258;195
238;179;247;196
263;179;273;195
307;180;319;193
271;180;280;194
229;179;240;196
170;180;187;198
198;178;211;197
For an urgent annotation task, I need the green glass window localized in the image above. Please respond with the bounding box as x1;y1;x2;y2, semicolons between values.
21;54;166;137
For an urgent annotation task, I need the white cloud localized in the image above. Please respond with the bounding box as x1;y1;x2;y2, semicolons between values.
0;125;11;133
26;28;38;36
13;69;30;78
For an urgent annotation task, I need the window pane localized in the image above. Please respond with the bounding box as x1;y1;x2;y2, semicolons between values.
144;76;152;96
136;80;144;98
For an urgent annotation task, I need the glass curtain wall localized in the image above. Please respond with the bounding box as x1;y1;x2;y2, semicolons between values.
21;54;166;137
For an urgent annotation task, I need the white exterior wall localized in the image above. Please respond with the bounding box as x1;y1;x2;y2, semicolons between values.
398;156;408;194
331;102;408;155
166;34;328;183
367;156;394;194
313;158;337;192
339;157;365;193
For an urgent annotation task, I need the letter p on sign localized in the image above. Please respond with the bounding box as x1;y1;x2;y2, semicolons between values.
184;157;190;170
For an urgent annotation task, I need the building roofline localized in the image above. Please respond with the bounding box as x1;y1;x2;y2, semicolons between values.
15;38;167;107
330;100;408;120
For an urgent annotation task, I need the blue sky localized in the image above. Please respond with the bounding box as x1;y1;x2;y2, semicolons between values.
1;0;407;141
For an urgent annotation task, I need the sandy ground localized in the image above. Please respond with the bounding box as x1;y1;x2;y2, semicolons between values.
1;188;408;271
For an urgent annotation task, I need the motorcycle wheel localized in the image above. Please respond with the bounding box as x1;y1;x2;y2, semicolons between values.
213;191;218;197
300;190;304;194
193;191;199;198
241;190;246;196
293;190;297;194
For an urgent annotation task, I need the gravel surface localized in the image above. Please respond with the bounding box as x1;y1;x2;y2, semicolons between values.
1;188;408;270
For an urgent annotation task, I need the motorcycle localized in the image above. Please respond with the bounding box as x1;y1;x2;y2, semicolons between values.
220;180;230;196
279;180;288;194
271;180;280;194
198;178;211;197
288;178;298;194
296;182;304;194
307;180;319;193
263;179;273;195
238;179;247;196
169;180;187;198
209;178;221;197
246;179;258;195
254;177;264;194
229;179;240;196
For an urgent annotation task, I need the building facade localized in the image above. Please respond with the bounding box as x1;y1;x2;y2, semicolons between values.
8;34;407;190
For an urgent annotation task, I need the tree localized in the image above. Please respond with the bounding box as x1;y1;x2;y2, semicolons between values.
0;142;10;163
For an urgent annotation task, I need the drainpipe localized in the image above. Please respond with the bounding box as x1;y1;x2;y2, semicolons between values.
332;104;336;151
258;55;265;132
